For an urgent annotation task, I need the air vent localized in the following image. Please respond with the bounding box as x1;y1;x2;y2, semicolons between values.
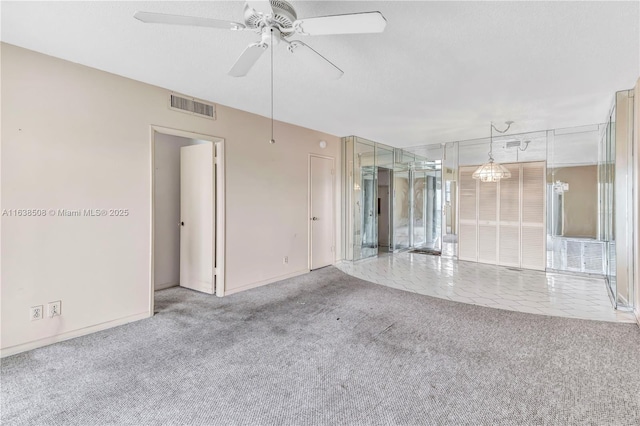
504;140;522;149
169;94;216;120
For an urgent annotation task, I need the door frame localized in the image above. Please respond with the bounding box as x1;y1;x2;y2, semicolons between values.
308;154;335;270
149;125;226;316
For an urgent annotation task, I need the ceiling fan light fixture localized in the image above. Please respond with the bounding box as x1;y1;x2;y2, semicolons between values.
134;1;386;79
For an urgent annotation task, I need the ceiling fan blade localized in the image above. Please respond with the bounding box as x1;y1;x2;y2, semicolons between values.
133;11;246;30
228;43;269;77
293;11;386;36
288;41;343;80
246;1;273;15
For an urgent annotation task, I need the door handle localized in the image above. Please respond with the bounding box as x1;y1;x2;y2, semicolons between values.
311;217;318;221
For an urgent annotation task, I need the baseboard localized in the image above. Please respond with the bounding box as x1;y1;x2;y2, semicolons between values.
224;269;309;296
618;294;629;307
635;308;640;327
0;311;151;358
155;281;179;291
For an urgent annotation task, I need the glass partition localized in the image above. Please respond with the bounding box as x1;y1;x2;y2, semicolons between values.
608;89;635;309
343;136;397;261
354;140;376;260
376;144;394;252
412;169;427;248
343;118;632;311
393;167;411;250
388;148;442;252
599;115;616;302
546;125;603;275
442;142;458;257
425;164;442;251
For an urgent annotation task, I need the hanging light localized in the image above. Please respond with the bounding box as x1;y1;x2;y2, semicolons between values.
472;121;514;182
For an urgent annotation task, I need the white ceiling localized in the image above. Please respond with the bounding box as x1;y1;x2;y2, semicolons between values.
2;1;638;148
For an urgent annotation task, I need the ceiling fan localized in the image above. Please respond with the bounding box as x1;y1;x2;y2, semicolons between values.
133;0;387;79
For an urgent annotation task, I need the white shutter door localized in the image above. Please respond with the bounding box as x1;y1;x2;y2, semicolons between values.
477;180;497;264
459;167;478;261
521;162;546;271
498;164;521;267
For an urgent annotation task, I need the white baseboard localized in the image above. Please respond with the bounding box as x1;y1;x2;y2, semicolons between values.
155;281;179;291
224;269;309;296
1;311;151;358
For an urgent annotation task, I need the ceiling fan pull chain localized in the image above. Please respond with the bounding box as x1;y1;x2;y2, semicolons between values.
269;28;276;144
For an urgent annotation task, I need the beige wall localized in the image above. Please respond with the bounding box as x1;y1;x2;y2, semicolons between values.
1;43;341;355
547;165;598;238
635;77;640;325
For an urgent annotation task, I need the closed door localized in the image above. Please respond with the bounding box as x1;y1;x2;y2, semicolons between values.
458;161;546;271
310;156;334;270
180;143;215;294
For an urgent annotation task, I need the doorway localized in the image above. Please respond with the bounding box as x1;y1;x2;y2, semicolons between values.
150;127;225;313
377;168;393;252
309;155;335;270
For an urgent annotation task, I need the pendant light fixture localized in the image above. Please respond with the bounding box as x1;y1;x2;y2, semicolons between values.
472;121;514;182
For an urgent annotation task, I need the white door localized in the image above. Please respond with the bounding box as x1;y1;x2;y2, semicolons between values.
180;143;215;294
310;156;334;270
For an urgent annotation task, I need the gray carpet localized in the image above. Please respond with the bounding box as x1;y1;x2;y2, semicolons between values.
2;267;639;425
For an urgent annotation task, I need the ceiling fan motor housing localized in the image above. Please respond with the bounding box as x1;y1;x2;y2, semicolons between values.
244;0;297;30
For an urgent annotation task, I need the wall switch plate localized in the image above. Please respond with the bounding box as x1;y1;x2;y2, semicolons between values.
30;305;44;321
48;301;61;317
283;256;288;264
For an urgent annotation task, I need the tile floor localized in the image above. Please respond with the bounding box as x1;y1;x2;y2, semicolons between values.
336;252;636;323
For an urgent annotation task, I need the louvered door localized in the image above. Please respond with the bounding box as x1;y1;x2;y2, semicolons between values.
458;166;478;262
520;162;546;270
478;178;497;263
458;161;546;271
498;164;521;267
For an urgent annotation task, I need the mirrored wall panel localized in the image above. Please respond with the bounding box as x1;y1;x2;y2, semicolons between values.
343;137;397;261
343;111;634;311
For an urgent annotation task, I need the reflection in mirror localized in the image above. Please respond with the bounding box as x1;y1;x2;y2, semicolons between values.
546;126;605;275
343;122;619;290
393;168;411;250
353;139;376;261
442;142;458;257
343;137;397;261
360;166;378;259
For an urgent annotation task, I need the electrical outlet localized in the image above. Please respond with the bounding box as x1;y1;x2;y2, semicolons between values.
30;305;44;321
283;256;288;264
48;301;61;317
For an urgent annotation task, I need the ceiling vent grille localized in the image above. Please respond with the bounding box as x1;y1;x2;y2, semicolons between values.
169;93;216;120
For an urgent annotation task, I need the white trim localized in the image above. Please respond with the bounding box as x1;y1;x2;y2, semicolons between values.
215;140;226;297
149;126;226;308
155;282;179;291
1;311;150;358
223;269;310;296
